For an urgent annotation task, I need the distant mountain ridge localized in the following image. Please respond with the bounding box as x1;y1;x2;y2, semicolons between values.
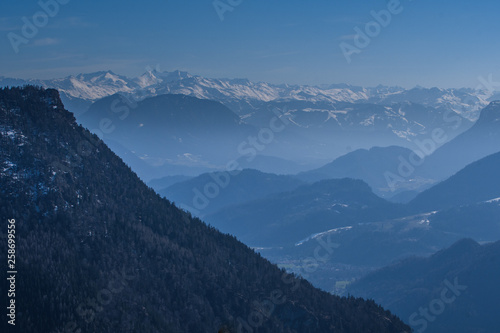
205;178;406;247
77;93;256;180
410;151;500;211
160;169;305;217
0;70;492;121
416;100;500;180
201;150;500;294
296;100;500;200
348;239;500;333
297;146;426;197
1;71;480;170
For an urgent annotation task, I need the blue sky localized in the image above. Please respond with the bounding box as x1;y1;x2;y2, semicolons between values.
1;0;500;88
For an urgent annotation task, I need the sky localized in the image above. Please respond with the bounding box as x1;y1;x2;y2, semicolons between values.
1;0;500;89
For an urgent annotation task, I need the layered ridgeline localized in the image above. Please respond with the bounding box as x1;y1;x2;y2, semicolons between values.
77;93;256;180
348;239;500;333
296;146;432;198
77;92;310;180
0;70;488;121
418;100;500;180
410;151;500;212
205;178;407;247
0;86;410;332
3;71;480;181
295;100;500;201
160;169;305;217
148;175;193;192
200;151;500;293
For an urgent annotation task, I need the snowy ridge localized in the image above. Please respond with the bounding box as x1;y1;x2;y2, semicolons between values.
295;226;352;246
0;70;494;121
484;197;500;204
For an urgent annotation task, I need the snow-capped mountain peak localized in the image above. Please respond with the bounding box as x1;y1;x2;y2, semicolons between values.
0;70;494;122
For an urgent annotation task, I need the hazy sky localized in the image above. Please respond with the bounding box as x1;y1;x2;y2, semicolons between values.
1;0;500;88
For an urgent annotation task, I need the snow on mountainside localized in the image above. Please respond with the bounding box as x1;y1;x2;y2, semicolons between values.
367;86;493;121
0;70;494;121
39;71;137;100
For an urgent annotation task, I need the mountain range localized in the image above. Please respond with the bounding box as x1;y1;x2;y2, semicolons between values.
205;178;406;247
0;86;410;332
0;70;493;121
162;97;500;208
77;93;255;179
296;100;500;198
196;148;500;294
2;78;500;331
1;70;487;179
